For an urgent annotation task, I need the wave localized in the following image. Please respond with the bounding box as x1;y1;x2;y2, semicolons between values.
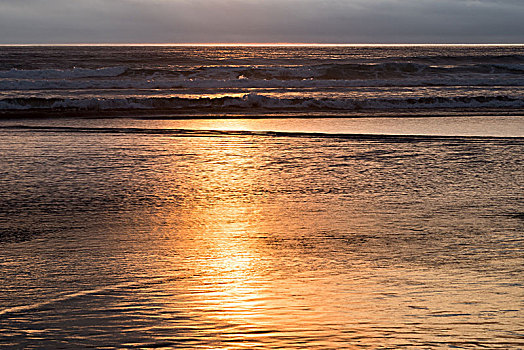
0;66;128;79
416;54;524;64
4;77;524;91
303;62;524;80
2;63;524;92
1;93;522;111
0;62;524;81
121;62;524;80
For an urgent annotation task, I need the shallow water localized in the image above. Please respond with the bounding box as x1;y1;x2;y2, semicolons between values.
2;115;524;137
0;118;523;349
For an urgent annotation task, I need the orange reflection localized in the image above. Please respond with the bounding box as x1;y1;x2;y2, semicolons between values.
138;130;383;347
174;136;270;327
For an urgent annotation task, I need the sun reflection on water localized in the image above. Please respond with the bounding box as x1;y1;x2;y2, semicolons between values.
175;140;273;330
56;126;524;349
137;131;380;348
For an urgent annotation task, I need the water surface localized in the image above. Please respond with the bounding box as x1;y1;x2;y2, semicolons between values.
0;117;523;348
1;45;523;116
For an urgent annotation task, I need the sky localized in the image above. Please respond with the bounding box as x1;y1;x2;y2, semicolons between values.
1;0;523;44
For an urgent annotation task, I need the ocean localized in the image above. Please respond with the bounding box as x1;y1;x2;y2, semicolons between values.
0;45;523;349
1;45;524;117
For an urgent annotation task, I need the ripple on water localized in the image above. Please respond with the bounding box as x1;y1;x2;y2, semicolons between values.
0;120;523;348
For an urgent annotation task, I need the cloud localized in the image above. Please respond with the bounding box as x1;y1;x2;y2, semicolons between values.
0;0;523;43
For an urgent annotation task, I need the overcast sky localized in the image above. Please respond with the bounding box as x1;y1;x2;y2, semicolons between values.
1;0;523;44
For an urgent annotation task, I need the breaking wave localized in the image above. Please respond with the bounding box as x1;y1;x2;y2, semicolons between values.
1;46;523;117
1;93;522;112
2;62;524;91
2;63;524;80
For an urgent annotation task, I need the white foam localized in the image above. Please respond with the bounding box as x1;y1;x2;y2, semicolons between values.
2;93;522;111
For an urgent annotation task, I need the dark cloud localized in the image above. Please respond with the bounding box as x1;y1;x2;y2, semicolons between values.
0;0;523;43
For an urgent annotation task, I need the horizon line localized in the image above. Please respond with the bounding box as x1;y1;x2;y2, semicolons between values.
1;42;523;47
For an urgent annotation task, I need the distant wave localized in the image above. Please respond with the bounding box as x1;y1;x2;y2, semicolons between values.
2;62;524;91
0;66;128;79
3;62;524;81
1;46;523;117
1;93;523;111
4;78;524;91
410;54;524;64
2;77;524;91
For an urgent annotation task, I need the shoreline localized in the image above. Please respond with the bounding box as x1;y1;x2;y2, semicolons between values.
3;124;524;142
1;107;524;120
2;115;523;139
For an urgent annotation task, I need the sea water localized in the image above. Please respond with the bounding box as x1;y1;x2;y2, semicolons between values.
1;45;524;116
0;46;523;349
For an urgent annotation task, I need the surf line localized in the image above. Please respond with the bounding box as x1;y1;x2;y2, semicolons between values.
2;125;523;141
